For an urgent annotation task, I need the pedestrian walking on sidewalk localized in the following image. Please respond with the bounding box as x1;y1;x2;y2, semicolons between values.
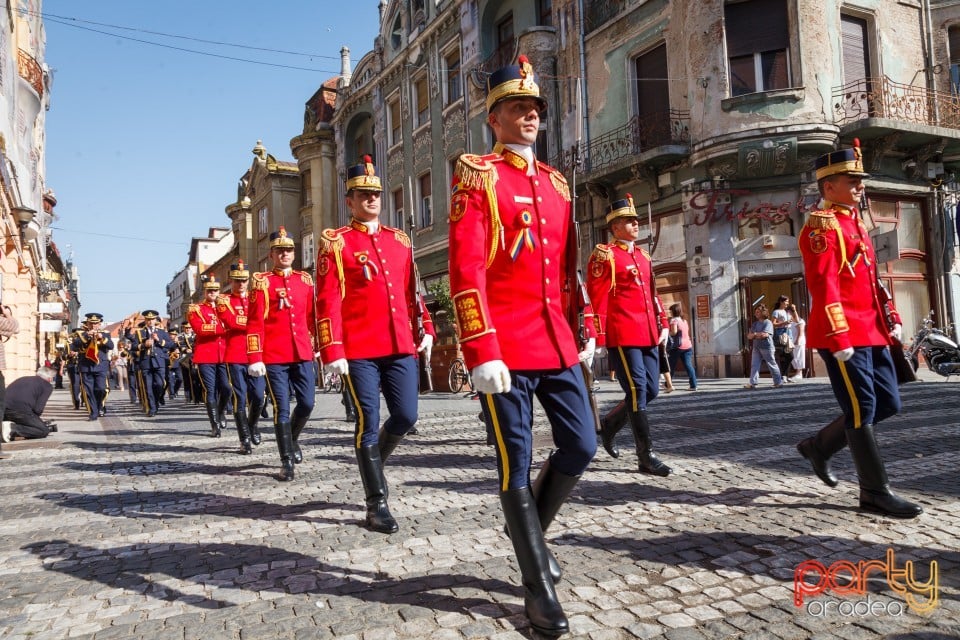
315;156;435;534
795;140;921;519
745;304;784;389
246;227;319;482
588;195;673;477
448;55;596;637
667;303;698;390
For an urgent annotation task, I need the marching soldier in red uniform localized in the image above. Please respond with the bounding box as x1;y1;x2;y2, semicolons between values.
588;195;672;476
796;140;922;518
316;156;435;534
218;260;266;454
447;56;596;637
188;276;229;438
247;227;318;482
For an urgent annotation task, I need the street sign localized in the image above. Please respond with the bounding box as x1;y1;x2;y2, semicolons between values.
39;319;62;332
39;302;63;314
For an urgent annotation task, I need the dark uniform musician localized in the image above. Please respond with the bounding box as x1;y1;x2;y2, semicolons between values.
166;327;183;399
246;227;319;482
70;313;113;421
130;310;175;417
64;331;82;410
316;156;436;534
188;276;229;438
588;195;673;476
218;259;266;454
795;140;922;519
447;56;596;636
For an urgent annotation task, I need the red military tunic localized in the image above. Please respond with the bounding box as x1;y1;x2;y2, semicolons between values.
448;145;580;370
217;293;250;364
586;241;668;348
798;201;898;352
246;268;317;365
187;301;226;364
315;220;435;362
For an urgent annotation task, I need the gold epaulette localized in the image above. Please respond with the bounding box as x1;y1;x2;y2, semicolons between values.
454;153;500;192
591;243;613;263
388;226;411;248
187;304;200;316
251;272;269;292
806;209;840;231
215;295;229;306
319;228;345;256
297;270;314;286
540;163;572;202
639;246;652;260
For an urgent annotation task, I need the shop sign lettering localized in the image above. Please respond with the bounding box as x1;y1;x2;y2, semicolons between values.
688;189;817;226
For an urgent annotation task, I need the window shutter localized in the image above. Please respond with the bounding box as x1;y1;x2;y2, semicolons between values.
725;0;788;57
841;14;870;83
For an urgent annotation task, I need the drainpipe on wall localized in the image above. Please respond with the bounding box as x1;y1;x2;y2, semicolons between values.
923;0;939;123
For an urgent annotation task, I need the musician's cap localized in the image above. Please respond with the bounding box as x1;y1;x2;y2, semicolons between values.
269;226;296;249
141;310;160;320
168;327;179;335
605;194;639;224
203;275;221;291
83;312;104;324
228;259;250;280
345;155;382;192
486;55;547;113
815;138;870;180
181;321;191;330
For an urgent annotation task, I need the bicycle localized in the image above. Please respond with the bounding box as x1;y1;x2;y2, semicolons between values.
448;357;473;393
323;370;343;394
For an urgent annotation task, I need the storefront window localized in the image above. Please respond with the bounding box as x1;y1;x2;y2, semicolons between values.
646;211;685;261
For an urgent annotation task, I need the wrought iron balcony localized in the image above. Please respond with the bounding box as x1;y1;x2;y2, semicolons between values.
17;49;44;98
584;0;643;35
832;75;960;129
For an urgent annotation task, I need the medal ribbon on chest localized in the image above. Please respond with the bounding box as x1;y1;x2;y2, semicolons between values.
356;252;379;281
278;286;292;310
509;210;536;261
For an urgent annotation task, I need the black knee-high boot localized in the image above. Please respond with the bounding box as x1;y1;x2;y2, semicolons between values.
378;428;404;464
274;423;295;482
846;424;922;518
500;487;568;637
247;398;263;445
628;409;671;476
356;444;398;533
796;415;847;487
290;412;309;464
599;400;628;458
235;412;252;455
530;459;581;583
204;403;221;438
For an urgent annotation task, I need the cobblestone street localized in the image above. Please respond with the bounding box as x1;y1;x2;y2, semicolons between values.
0;376;957;640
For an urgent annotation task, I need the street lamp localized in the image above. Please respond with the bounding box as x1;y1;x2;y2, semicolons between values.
11;205;37;243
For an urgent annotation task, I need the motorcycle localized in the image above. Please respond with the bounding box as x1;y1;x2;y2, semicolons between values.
904;311;960;379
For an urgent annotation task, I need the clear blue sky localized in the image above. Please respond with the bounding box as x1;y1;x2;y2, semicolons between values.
43;1;381;324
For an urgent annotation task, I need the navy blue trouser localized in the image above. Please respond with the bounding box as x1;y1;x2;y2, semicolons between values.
140;368;167;414
79;368;107;418
609;345;660;411
343;355;418;449
480;364;596;491
197;363;230;410
818;346;901;429
264;361;316;424
227;363;266;418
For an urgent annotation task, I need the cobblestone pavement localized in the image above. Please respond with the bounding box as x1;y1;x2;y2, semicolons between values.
0;374;957;640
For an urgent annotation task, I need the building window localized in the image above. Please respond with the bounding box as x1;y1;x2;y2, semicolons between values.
418;172;432;229
950;25;960;94
302;233;315;269
301;169;311;207
725;0;790;96
388;95;401;146
448;157;459;198
414;74;430;128
444;46;462;105
258;206;268;235
392;188;405;231
537;0;553;27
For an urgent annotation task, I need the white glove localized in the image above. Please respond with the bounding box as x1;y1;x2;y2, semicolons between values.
247;362;266;378
417;333;434;362
890;324;902;342
659;327;670;345
578;337;596;367
832;348;855;362
471;359;512;394
325;358;349;376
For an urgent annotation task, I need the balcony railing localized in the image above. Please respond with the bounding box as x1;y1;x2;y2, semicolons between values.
832;75;960;129
584;0;643;35
17;49;44;98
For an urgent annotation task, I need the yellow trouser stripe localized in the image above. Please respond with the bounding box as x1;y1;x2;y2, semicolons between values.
263;374;279;425
344;374;364;448
616;347;638;412
837;359;861;428
484;394;511;491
